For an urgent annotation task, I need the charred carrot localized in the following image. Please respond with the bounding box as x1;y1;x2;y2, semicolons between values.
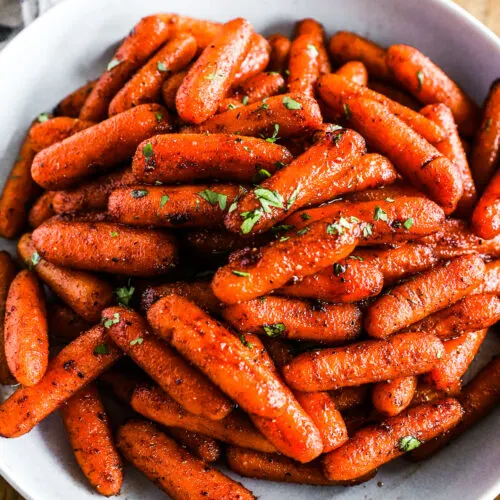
54;79;96;118
336;61;368;86
32;218;178;276
282;332;443;391
79;15;171;121
372;376;418;417
0;325;122;438
386;44;480;136
32;104;171;190
323;398;463;480
267;34;291;73
61;383;123;496
132;134;292;184
364;255;485;338
0;252;17;384
287;34;320;96
17;233;113;323
232;34;271;87
472;169;500;239
167;428;221;463
47;301;90;344
28;191;55;228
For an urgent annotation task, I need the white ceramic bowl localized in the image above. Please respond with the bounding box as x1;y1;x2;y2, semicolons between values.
1;0;500;499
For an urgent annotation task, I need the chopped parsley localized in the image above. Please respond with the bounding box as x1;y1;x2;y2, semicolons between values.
255;187;284;213
232;270;249;277
416;70;424;91
155;112;163;122
28;251;41;270
102;312;120;329
240;209;262;233
265;123;280;143
374;206;388;222
403;218;414;230
301;212;311;221
131;189;149;198
157;61;167;72
107;58;121;71
282;96;302;110
271;224;294;233
287;187;300;210
205;72;224;80
130;337;144;346
343;103;351;120
160;195;169;208
143;143;154;159
37;112;50;123
326;217;352;235
242;95;249;105
263;323;286;337
253;168;272;183
349;255;364;261
227;103;237;110
239;333;253;349
333;263;347;276
363;223;373;237
110;231;119;238
115;281;135;306
385;197;395;203
94;343;109;355
399;436;422;452
307;44;319;57
260;98;269;110
297;227;310;236
198;189;227;210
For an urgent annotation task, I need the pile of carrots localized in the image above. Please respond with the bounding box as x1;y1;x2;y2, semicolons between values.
0;12;499;499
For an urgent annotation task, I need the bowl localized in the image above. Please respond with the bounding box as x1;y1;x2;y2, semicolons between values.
0;0;499;498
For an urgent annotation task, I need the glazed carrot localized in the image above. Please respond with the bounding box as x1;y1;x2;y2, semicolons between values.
474;259;500;295
342;98;463;213
287;197;445;246
117;420;255;500
102;306;232;420
141;281;221;315
329;386;370;412
386;44;480;136
469;79;500;190
323;398;462;480
287;34;320;96
17;233;113;323
222;296;361;344
0;252;17;384
410;382;454;407
132;134;292;184
282;332;443;392
212;217;359;304
295;18;331;74
32;104;171;190
29;117;95;153
28;191;55;228
32;218;178;276
184;93;322;137
234;71;285;102
368;81;420;109
355;243;438;286
157;14;221;49
79;15;171;121
108;184;241;228
54;79;96;117
0;125;39;238
147;295;290;418
278;256;384;303
0;325;122;438
267;34;291;73
161;70;189;111
167;428;221;463
329;31;390;81
176;18;254;124
4;270;48;386
109;34;197;115
232;34;271;87
130;382;276;452
61;384;123;496
47;301;90;343
52;167;136;214
410;357;500;460
225;128;365;234
420;103;477;216
372;376;418;417
336;61;368;86
343;182;423;202
472;169;500;239
404;294;500;340
424;329;488;391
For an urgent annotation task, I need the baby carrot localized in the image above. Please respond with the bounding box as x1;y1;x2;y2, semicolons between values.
267;34;291;73
167;428;221;463
47;301;90;344
372;376;418;417
28;192;55;228
336;61;368;86
232;34;271;87
287;34;320;96
472;169;500;239
54;79;96;118
0;252;17;384
161;70;189;111
295;18;331;74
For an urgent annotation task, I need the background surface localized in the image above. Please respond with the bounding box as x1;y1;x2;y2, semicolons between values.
0;0;499;498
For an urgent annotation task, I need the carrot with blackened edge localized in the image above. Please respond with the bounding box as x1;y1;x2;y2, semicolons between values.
109;34;197;115
167;428;221;463
222;296;361;344
287;34;320;96
364;255;485;338
323;398;463;480
176;18;254;124
295;18;331;74
161;70;189;111
472;169;500;239
32;103;171;190
102;307;232;420
117;420;255;500
132;134;292;184
232;34;271;87
61;383;123;496
79;15;171;121
372;376;418;416
54;79;96;117
336;61;368;86
267;34;291;73
17;233;113;323
0;325;122;438
282;332;443;392
48;301;90;343
5;270;48;386
0;252;17;384
386;44;480;136
28;191;55;228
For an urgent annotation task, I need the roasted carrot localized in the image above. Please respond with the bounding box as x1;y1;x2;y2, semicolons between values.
267;34;291;73
102;306;232;420
212;217;359;304
225;129;365;234
157;14;221;48
368;81;420;110
176;18;254;124
469;79;500;191
161;70;189;111
278;256;384;303
336;61;368;86
79;15;171;121
167;428;221;463
32;218;178;276
410;382;454;407
4;270;48;386
364;255;485;338
287;34;320;96
47;301;90;343
474;259;500;295
61;383;123;496
387;44;480;136
117;420;255;499
32;104;171;190
372;376;418;417
295;18;331;74
329;386;370;412
282;332;443;392
0;252;17;384
184;92;322;137
222;296;361;344
28;192;55;228
54;79;96;118
343;182;424;202
132;133;292;184
232;34;271;87
17;233;113;323
472;169;500;239
232;71;285;104
323;398;463;480
0;325;122;438
329;31;390;81
420;103;477;216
